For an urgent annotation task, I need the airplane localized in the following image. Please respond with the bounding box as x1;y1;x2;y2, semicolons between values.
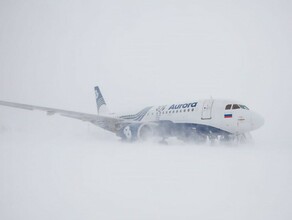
0;86;264;144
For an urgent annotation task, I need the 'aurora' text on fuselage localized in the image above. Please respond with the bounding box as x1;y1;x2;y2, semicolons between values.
168;102;198;110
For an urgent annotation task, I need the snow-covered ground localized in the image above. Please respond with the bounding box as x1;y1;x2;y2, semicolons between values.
0;115;291;220
1;0;291;219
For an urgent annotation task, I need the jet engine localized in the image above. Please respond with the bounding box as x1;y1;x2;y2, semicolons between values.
119;123;155;141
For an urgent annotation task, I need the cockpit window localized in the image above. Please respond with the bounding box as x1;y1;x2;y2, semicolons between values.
226;104;249;110
232;104;240;109
225;104;232;110
240;105;249;110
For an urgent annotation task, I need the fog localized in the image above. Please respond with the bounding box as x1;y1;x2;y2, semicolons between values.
0;0;291;219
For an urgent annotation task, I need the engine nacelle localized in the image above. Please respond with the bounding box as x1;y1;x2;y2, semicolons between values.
119;123;154;141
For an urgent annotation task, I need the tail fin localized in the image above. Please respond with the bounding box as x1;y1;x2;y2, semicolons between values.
94;86;110;115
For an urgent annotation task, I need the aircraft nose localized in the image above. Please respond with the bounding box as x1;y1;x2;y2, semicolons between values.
251;112;265;130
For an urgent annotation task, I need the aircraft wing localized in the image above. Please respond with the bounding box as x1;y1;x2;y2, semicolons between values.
0;100;124;133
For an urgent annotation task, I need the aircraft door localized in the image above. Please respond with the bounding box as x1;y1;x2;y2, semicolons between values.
155;105;166;121
201;99;214;120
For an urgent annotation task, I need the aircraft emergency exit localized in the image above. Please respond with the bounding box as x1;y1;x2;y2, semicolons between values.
0;86;264;144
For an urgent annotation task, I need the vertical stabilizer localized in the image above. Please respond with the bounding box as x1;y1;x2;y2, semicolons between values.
94;86;110;115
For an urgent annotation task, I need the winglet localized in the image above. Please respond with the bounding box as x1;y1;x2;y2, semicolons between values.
94;86;110;115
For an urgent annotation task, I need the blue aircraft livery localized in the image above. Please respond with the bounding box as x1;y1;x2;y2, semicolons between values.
168;102;197;110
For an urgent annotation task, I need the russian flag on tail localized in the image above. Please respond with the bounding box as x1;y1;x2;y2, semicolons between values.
224;114;232;118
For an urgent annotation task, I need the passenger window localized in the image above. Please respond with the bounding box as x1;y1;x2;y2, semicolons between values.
232;104;240;109
225;104;232;110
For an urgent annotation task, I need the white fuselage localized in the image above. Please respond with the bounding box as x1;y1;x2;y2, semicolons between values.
126;99;264;135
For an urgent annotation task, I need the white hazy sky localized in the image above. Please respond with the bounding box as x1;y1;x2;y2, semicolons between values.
0;1;292;219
